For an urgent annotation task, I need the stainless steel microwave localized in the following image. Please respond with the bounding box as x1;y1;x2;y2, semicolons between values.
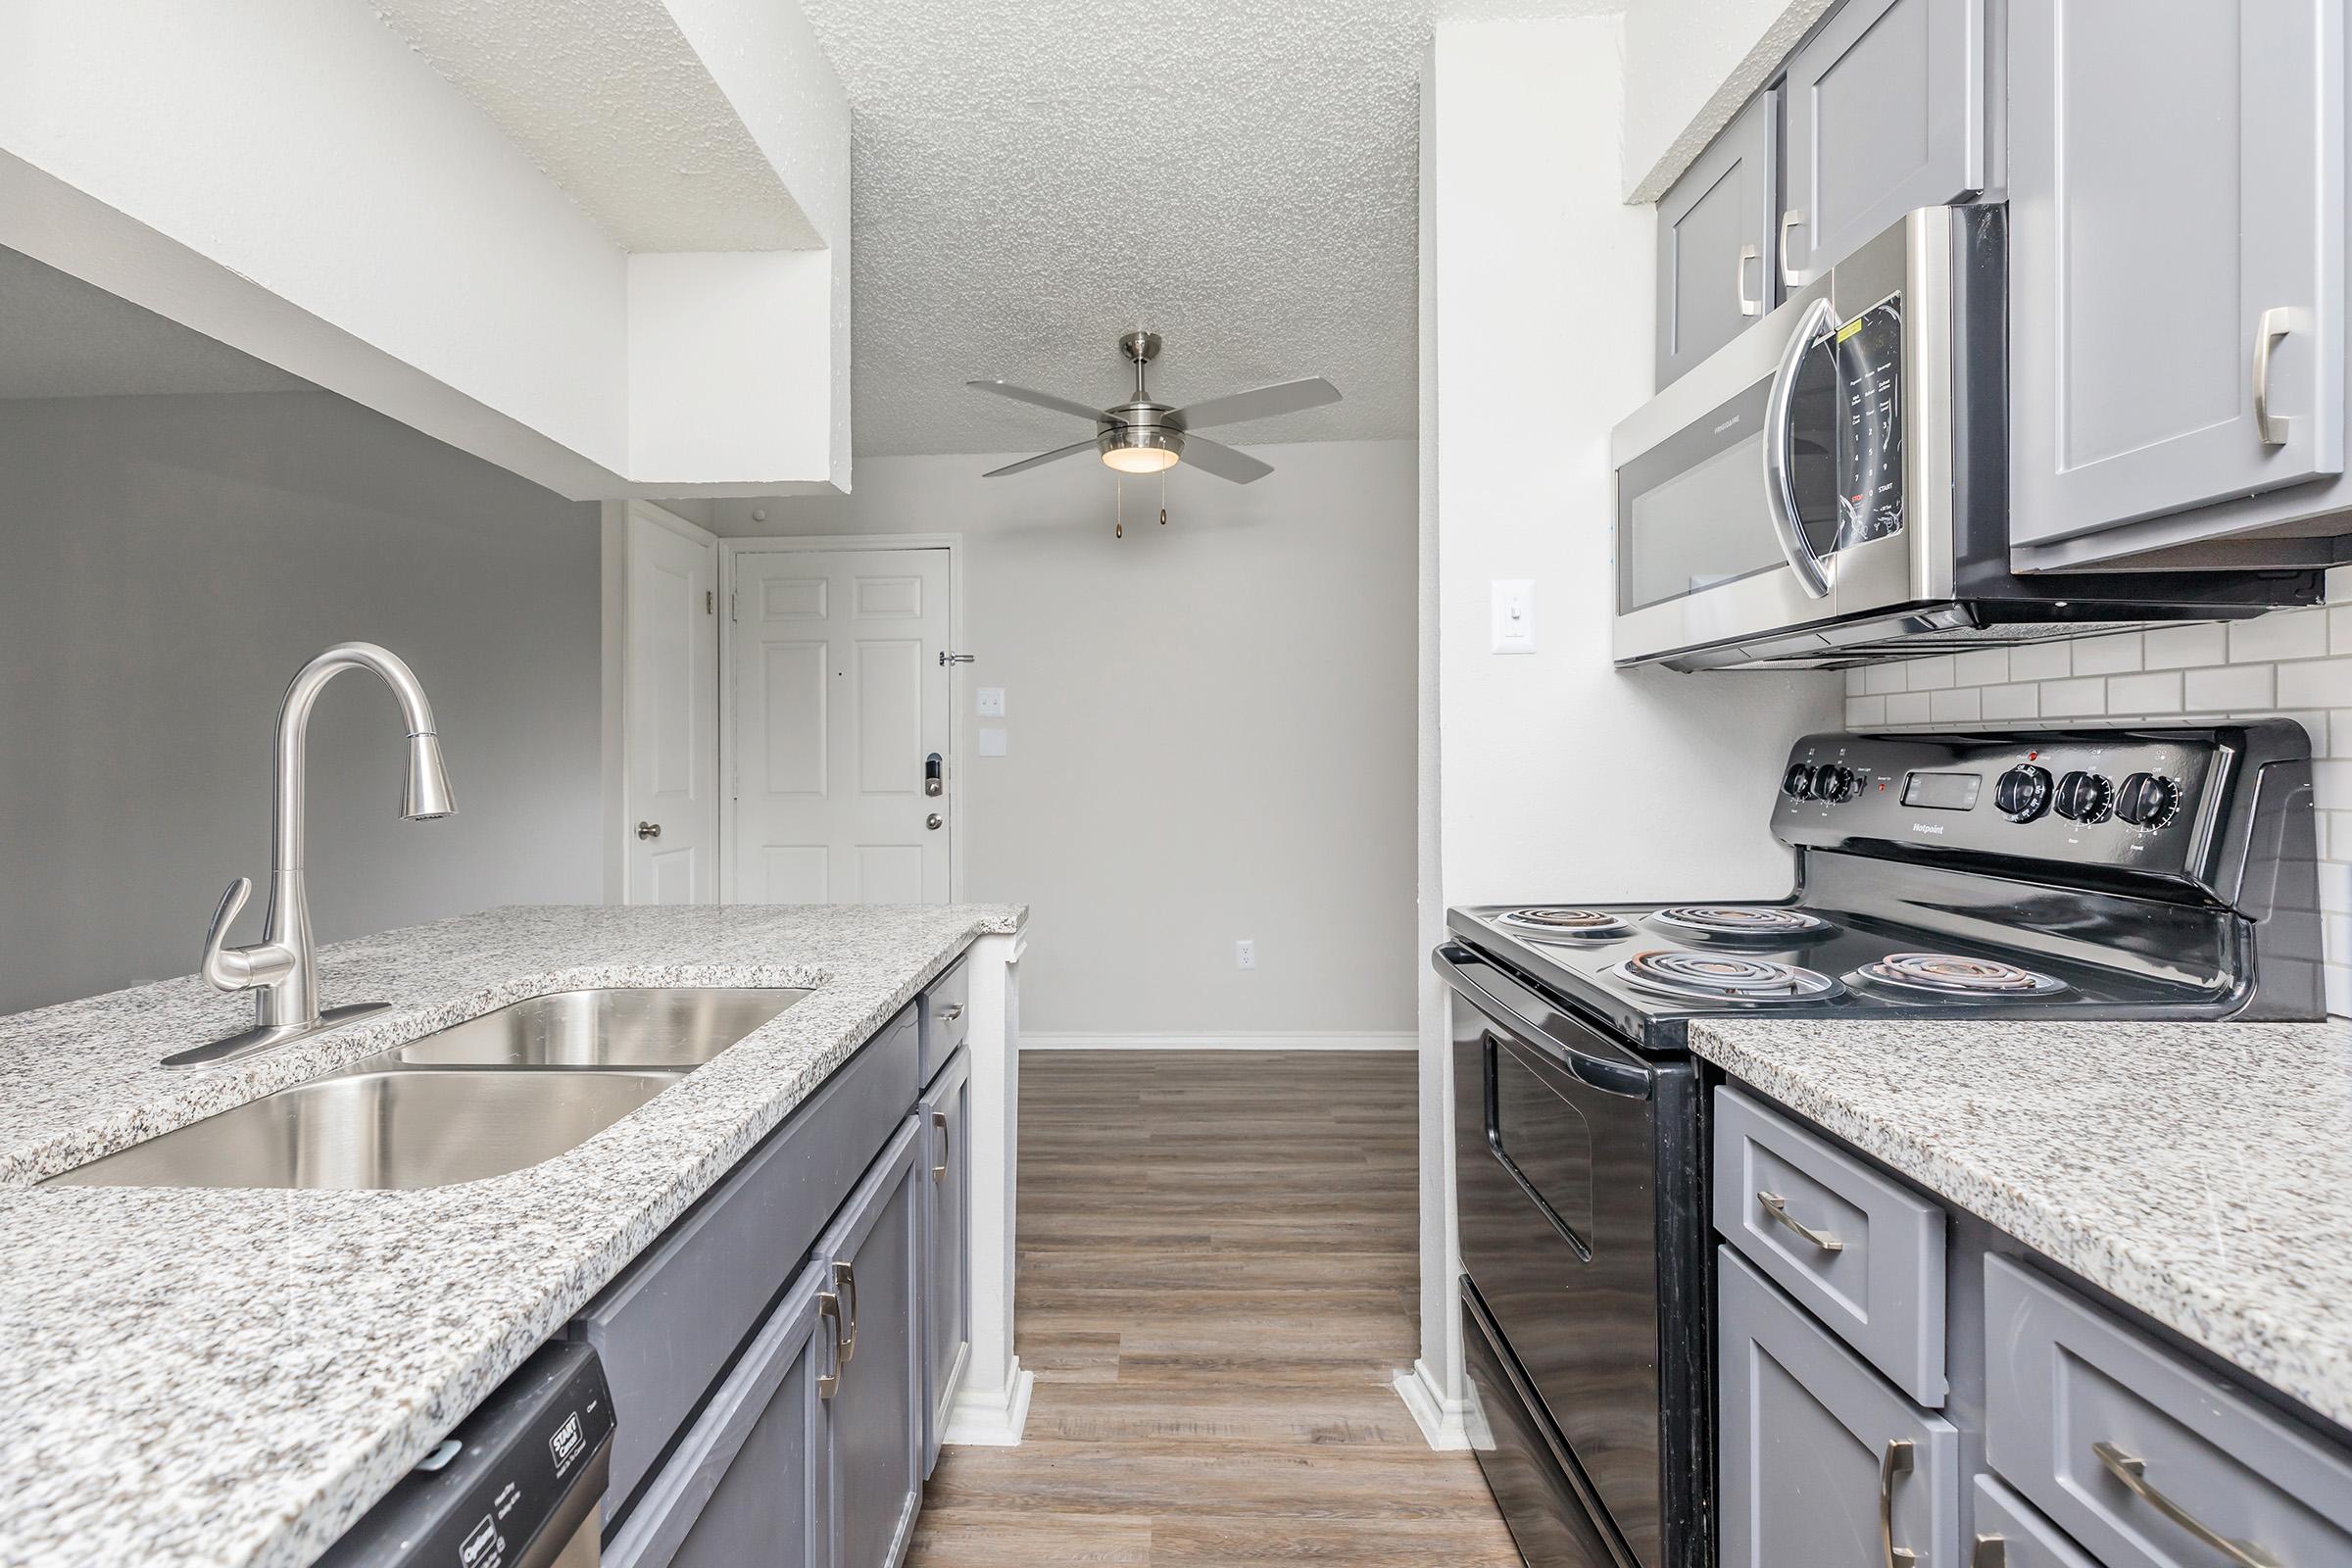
1610;205;2319;670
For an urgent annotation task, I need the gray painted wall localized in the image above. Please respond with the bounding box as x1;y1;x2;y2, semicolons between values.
0;390;603;1015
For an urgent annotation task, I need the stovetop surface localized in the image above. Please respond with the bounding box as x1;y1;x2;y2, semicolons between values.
1448;900;2245;1049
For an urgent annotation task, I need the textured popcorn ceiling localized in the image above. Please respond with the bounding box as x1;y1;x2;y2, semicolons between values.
802;0;1622;455
369;0;821;252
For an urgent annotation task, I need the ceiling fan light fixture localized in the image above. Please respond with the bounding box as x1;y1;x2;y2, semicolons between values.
1099;426;1183;474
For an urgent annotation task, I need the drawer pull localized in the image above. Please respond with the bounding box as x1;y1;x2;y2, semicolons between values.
937;1003;963;1023
1879;1438;1918;1568
933;1109;951;1181
816;1292;845;1399
833;1258;859;1366
1758;1190;1844;1253
2092;1442;2283;1568
1971;1536;2005;1568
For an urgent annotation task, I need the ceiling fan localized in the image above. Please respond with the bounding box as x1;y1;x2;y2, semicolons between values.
968;331;1342;485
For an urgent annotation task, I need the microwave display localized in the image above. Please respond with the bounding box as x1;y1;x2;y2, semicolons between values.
1788;297;1906;557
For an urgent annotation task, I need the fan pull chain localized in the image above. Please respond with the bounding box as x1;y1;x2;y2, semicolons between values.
1160;468;1168;526
1115;475;1123;539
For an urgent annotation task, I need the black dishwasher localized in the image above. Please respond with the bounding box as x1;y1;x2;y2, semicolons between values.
318;1340;614;1568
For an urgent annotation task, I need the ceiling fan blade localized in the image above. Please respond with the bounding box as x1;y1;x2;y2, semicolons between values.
1167;377;1341;431
1177;433;1274;484
966;379;1112;425
982;438;1101;478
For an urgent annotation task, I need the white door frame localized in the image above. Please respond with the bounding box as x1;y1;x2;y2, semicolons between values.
601;499;722;904
717;533;966;905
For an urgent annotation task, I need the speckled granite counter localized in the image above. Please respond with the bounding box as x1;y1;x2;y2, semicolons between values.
1690;1017;2352;1432
0;903;1021;1568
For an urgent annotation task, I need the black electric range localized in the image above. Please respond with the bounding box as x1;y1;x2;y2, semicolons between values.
1438;724;2323;1568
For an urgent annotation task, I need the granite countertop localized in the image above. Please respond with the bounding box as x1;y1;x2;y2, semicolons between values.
0;902;1022;1568
1690;1016;2352;1432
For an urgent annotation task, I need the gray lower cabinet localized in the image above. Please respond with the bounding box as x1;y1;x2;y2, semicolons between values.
1719;1248;1960;1568
1779;0;1985;287
1969;1475;2101;1568
2007;0;2346;551
820;1117;926;1568
1654;88;1778;388
919;1046;971;1476
605;1259;831;1568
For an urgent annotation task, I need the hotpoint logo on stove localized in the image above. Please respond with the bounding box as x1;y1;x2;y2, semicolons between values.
1910;821;1946;835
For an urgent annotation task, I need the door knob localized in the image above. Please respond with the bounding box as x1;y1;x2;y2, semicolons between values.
636;821;662;840
926;813;944;831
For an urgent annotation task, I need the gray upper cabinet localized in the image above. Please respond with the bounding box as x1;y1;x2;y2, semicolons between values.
1780;0;1986;286
1719;1249;1960;1568
1655;89;1779;387
2007;0;2346;549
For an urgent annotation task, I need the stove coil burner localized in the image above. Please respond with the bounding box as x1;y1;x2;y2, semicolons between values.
1498;907;1635;942
1610;949;1841;1003
1850;952;2071;1000
1646;906;1833;941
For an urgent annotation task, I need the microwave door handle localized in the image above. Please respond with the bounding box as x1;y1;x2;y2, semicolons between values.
1762;295;1837;601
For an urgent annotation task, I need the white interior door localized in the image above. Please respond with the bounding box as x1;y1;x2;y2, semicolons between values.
625;508;718;903
731;548;953;904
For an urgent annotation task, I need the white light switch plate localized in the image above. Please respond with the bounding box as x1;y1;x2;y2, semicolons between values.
1492;579;1536;654
979;727;1007;757
976;687;1005;717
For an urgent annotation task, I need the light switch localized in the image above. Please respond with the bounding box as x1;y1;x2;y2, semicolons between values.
979;727;1008;757
976;686;1006;717
1491;579;1536;654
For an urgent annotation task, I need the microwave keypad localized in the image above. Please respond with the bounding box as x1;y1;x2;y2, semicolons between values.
1833;299;1904;550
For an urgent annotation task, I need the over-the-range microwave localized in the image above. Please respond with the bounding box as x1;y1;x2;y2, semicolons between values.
1610;205;2321;670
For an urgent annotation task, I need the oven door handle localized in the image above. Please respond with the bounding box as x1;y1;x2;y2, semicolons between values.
1434;945;1653;1100
1762;294;1837;602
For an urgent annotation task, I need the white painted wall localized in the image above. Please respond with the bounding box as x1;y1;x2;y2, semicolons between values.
708;441;1419;1042
1407;15;1841;1436
0;391;604;1017
1622;0;1829;201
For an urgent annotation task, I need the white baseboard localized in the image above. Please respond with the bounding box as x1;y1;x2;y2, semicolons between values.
1020;1031;1417;1052
1393;1357;1472;1450
941;1355;1034;1447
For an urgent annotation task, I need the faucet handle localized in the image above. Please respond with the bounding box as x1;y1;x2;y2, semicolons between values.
200;878;256;991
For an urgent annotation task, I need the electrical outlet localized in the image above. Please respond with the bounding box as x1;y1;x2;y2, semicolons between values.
976;686;1005;717
1235;939;1256;970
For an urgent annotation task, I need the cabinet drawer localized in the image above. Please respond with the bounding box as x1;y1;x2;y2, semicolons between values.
1984;1254;2352;1568
919;955;969;1088
1713;1086;1948;1404
572;1004;918;1520
1718;1248;1960;1568
1972;1475;2101;1568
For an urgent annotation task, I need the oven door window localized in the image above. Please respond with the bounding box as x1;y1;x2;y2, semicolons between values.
1486;1033;1595;1260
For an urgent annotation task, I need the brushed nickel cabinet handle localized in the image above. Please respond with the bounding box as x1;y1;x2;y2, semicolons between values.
1758;1189;1845;1252
1880;1438;1918;1568
933;1110;951;1181
2093;1442;2282;1567
937;1003;963;1023
1780;209;1807;288
1972;1535;2006;1568
833;1258;858;1365
1738;242;1764;317
816;1292;844;1399
2253;307;2293;446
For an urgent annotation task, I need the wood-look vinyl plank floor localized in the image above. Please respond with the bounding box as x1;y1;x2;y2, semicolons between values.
906;1051;1519;1566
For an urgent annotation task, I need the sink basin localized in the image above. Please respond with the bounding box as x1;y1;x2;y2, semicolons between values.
46;1065;679;1190
389;987;808;1069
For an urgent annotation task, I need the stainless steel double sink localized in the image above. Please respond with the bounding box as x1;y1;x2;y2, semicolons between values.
47;988;808;1192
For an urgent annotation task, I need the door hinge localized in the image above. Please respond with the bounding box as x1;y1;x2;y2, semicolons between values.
706;590;714;615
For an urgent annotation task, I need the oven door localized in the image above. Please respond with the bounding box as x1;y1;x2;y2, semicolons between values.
1441;943;1677;1568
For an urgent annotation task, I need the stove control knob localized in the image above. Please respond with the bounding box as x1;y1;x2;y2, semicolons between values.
1993;764;2053;822
2054;770;2115;823
2116;771;2182;828
1783;763;1818;800
1815;763;1857;803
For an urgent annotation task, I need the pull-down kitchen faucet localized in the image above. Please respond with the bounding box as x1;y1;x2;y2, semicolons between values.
167;642;455;1066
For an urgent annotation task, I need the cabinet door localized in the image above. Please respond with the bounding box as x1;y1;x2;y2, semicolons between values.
1656;88;1778;387
1719;1249;1959;1568
919;1047;971;1477
2008;0;2345;546
1781;0;1985;284
822;1118;925;1568
604;1258;831;1568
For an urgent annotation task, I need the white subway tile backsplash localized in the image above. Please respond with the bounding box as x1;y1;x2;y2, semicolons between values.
1846;695;1887;726
1929;687;1982;722
1886;691;1933;725
1982;682;2039;720
2276;656;2352;709
1904;655;1956;691
2230;605;2329;662
1846;668;1868;696
2008;641;2071;681
2331;605;2352;656
2070;632;2142;675
2038;677;2106;716
1864;662;1907;695
2183;662;2275;710
2105;670;2182;713
2315;760;2352;811
1953;649;2010;686
2142;621;2229;668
